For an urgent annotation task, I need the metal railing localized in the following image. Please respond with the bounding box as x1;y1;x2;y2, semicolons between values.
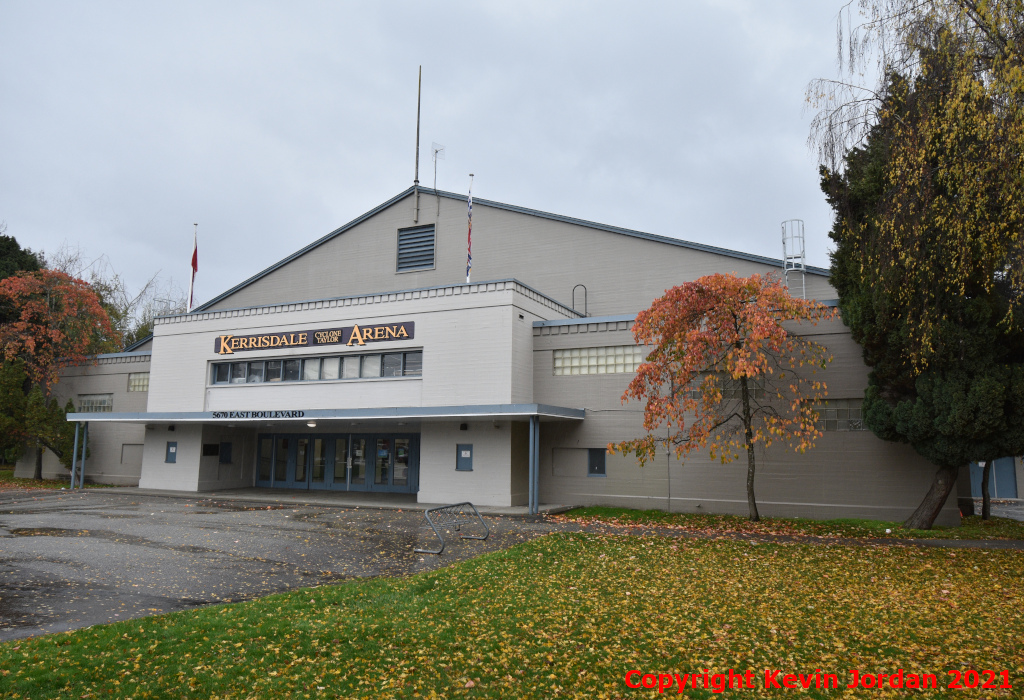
414;502;490;555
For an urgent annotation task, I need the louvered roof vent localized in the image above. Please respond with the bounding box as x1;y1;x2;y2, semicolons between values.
397;225;435;272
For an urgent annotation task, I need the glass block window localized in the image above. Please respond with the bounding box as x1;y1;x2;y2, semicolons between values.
79;394;113;412
127;372;149;392
553;346;644;376
814;399;867;432
396;225;435;272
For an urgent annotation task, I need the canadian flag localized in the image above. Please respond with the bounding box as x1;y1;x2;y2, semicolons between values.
188;224;198;311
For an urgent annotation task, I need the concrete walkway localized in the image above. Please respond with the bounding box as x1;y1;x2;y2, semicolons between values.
84;486;573;516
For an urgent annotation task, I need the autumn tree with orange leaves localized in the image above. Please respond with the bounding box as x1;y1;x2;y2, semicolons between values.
610;273;838;521
0;270;118;478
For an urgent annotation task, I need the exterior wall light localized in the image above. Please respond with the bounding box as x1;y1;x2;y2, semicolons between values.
307;421;317;428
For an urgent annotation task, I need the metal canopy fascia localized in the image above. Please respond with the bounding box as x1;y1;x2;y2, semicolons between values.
66;403;585;424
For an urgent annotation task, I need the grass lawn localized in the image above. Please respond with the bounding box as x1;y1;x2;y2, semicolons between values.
2;533;1022;699
557;506;1024;541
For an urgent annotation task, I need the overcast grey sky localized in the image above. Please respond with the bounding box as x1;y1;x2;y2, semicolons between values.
1;1;848;307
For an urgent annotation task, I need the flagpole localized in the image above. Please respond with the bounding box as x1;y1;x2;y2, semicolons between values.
466;174;474;285
188;223;198;312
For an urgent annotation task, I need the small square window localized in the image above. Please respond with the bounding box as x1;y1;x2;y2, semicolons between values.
382;353;403;377
266;360;283;382
213;364;230;384
202;443;220;457
361;355;382;378
230;363;247;384
321;357;340;380
247;362;265;383
342;356;361;379
303;358;321;381
283;359;301;381
404;352;423;376
588;448;606;476
127;372;149;392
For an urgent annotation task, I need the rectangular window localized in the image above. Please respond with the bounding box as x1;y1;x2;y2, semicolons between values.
165;441;177;463
382;353;403;377
210;351;423;384
553;346;644;376
266;360;283;382
588;448;607;476
213;363;230;384
230;362;247;384
403;351;423;376
78;394;113;412
342;355;361;379
202;443;220;457
814;399;867;432
302;358;321;381
321;356;341;380
220;442;232;464
396;225;435;272
127;372;149;392
360;354;382;378
283;359;301;381
247;362;265;383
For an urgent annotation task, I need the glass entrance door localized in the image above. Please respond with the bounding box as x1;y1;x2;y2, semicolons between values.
257;432;418;492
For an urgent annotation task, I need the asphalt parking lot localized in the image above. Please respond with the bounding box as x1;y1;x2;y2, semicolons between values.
0;489;566;643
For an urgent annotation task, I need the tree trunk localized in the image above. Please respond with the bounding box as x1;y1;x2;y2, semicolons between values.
739;375;760;522
904;464;959;529
981;461;992;521
33;442;43;481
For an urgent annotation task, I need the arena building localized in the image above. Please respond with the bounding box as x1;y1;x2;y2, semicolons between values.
19;186;995;525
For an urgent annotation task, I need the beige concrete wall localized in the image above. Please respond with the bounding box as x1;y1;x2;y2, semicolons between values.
418;420;515;506
138;423;203;490
204;192;836;318
14;354;151;485
151;282;569;415
532;318;961;526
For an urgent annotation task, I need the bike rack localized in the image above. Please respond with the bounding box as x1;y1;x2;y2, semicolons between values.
414;502;490;555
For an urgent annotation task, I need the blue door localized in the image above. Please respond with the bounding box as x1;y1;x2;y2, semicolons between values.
969;458;1019;499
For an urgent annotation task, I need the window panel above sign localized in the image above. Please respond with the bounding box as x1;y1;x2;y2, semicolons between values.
213;321;415;355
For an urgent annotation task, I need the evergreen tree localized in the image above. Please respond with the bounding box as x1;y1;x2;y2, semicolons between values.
821;69;1024;528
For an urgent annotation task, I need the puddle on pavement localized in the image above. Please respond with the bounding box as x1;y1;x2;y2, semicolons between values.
6;527;89;538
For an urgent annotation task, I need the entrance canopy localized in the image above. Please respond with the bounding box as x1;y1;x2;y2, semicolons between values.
67;403;585;425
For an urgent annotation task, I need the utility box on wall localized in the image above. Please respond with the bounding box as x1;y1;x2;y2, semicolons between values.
456;444;473;471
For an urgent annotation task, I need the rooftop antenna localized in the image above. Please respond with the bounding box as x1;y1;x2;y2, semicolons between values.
413;66;422;224
432;142;445;217
781;219;806;299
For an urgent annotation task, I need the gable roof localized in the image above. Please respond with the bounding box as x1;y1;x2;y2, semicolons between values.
193;186;830;313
